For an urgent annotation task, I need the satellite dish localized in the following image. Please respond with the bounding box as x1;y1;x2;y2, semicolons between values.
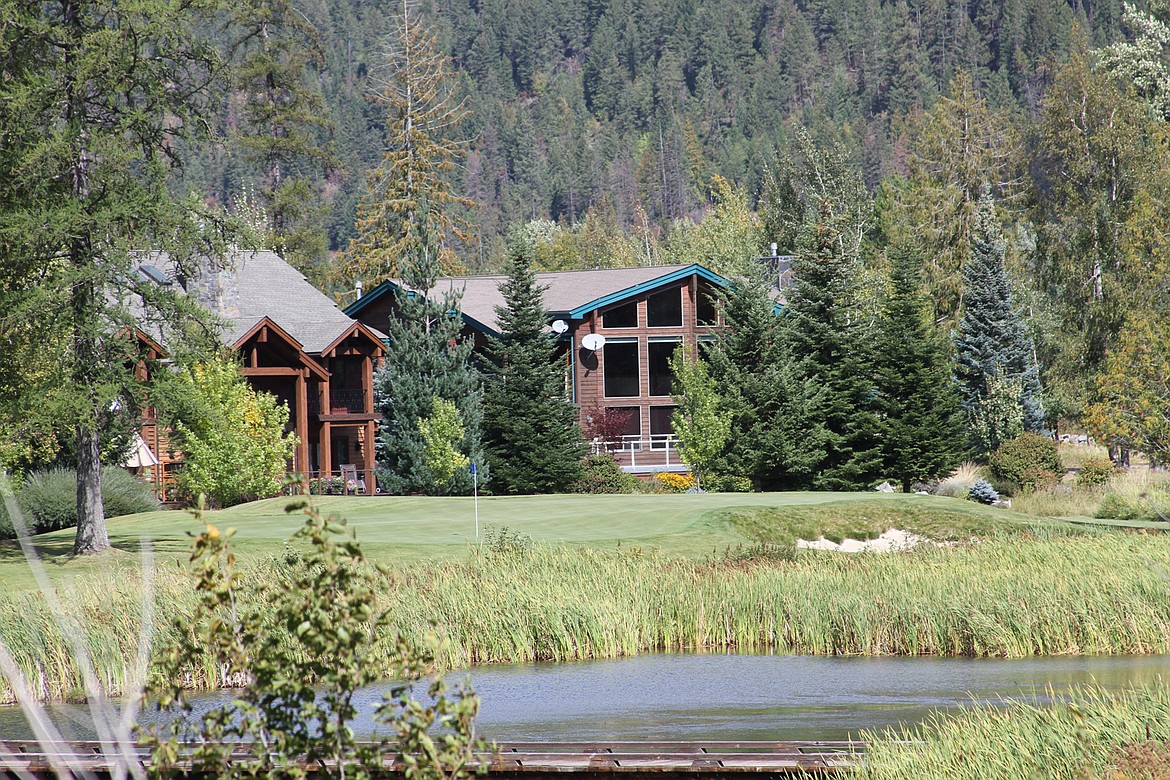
581;333;606;351
551;319;569;334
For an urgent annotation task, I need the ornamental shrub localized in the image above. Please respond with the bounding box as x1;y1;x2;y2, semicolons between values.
1078;458;1116;488
989;433;1062;493
19;466;157;534
968;479;999;505
705;474;753;493
573;455;638;494
655;472;695;492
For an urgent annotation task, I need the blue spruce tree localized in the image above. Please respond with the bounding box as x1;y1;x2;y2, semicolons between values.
954;186;1044;456
373;207;485;494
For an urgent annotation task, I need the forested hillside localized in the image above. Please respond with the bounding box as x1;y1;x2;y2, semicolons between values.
174;0;1170;447
183;0;1122;264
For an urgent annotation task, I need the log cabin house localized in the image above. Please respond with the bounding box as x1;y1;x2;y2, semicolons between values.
133;251;384;497
345;264;734;475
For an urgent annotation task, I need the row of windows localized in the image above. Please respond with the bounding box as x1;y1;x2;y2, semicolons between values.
602;405;677;440
603;339;680;398
601;285;718;329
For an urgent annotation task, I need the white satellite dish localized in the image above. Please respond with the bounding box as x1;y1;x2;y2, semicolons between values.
581;333;606;351
551;319;569;334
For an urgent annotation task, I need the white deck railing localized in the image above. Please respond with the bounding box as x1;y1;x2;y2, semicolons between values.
590;435;684;472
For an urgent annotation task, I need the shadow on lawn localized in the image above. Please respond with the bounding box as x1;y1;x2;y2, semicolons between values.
0;535;192;564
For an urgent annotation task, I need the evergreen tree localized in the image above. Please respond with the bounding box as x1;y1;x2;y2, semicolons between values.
954;186;1044;456
785;202;884;490
0;0;228;554
373;208;484;495
227;0;336;276
341;2;472;284
876;245;965;492
482;248;585;494
704;271;826;490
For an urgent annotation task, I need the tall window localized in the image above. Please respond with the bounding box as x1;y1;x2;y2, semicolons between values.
648;339;680;396
696;283;719;325
603;340;640;397
647;287;682;327
603;300;638;328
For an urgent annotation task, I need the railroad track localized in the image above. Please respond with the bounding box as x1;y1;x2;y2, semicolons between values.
0;739;864;777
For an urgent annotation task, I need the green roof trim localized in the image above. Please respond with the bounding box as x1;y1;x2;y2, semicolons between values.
566;264;732;319
343;280;397;317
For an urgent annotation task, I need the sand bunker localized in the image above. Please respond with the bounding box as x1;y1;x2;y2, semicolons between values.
796;528;929;553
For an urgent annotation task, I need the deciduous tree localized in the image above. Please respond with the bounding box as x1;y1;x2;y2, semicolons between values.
158;354;297;508
669;345;732;492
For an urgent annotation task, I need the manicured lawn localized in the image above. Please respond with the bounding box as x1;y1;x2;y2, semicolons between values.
0;491;1070;591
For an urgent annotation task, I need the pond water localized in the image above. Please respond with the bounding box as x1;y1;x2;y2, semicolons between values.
2;653;1168;742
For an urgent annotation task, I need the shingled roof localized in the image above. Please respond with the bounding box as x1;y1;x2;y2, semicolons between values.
348;264;731;334
132;249;382;354
219;250;373;353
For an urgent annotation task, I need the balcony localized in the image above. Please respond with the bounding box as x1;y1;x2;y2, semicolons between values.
590;435;684;474
308;387;368;415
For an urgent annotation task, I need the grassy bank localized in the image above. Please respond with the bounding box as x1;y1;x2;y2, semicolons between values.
858;683;1170;779
3;531;1170;704
0;492;1042;592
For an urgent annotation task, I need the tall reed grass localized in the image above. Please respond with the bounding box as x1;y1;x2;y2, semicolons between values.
3;534;1170;704
857;683;1170;779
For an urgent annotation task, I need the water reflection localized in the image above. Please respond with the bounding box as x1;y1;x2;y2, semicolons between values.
1;653;1167;742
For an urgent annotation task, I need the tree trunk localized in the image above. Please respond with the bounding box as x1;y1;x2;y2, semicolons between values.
73;426;109;555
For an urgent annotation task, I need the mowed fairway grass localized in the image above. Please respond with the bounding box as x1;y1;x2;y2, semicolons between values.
0;491;1056;591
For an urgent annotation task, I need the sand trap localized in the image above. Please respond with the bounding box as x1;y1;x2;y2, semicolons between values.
796;527;928;553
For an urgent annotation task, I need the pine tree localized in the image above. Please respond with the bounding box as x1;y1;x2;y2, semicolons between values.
876;244;965;492
482;248;585;494
704;270;827;490
341;2;472;284
228;0;336;275
785;201;884;490
0;0;228;554
954;186;1044;456
373;207;484;495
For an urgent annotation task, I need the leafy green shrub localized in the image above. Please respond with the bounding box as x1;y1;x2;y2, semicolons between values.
705;474;753;493
0;496;14;539
1096;492;1170;523
573;455;638;494
1078;458;1116;488
989;433;1062;493
100;466;159;517
483;526;534;560
968;479;999;505
20;467;78;534
18;466;158;534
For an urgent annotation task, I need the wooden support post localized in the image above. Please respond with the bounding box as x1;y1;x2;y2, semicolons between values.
295;369;309;491
321;421;332;480
363;354;374;413
365;419;376;494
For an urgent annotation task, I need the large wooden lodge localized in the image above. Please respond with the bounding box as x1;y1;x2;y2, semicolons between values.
133;252;776;495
